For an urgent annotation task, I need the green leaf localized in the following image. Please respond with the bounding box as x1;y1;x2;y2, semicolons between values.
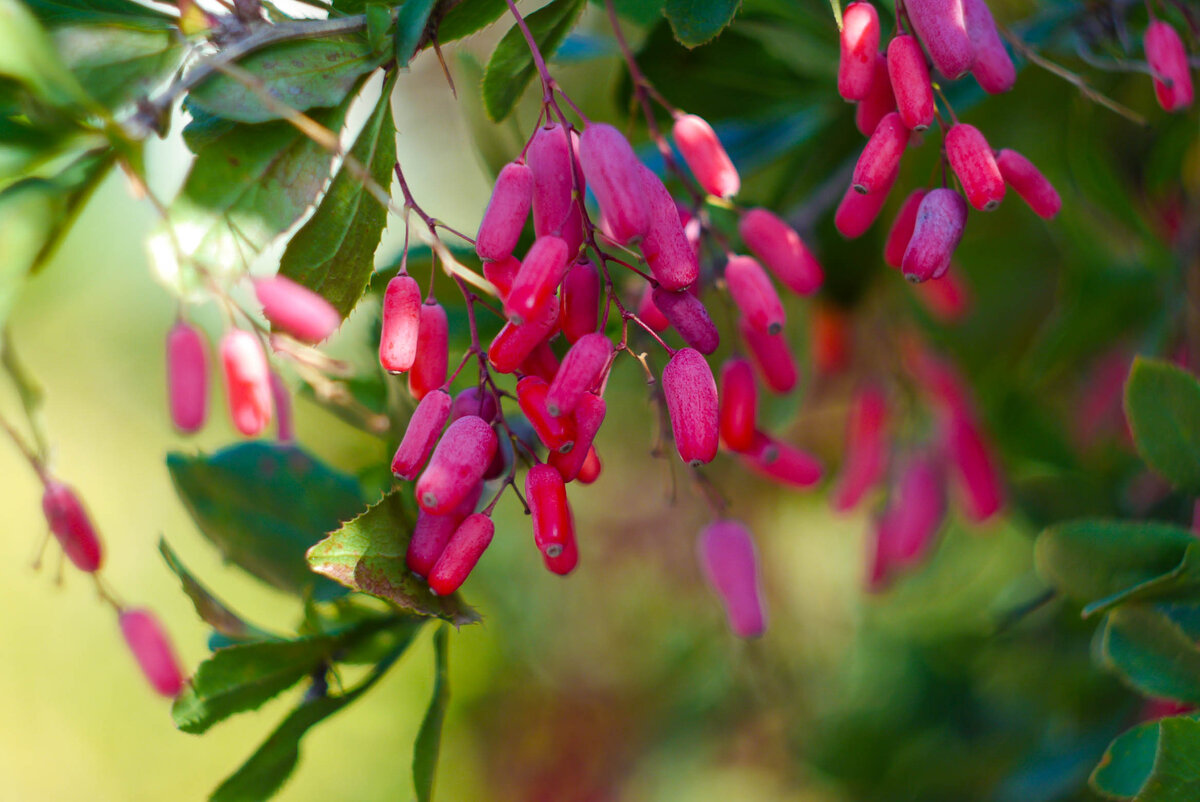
365;5;392;55
1125;357;1200;495
435;0;508;44
167;442;366;600
454;52;521;180
589;0;665;26
0;0;95;109
1081;543;1200;619
413;625;449;802
482;0;585;122
278;71;396;319
307;491;480;625
54;25;182;110
1136;717;1200;801
664;0;741;48
395;0;438;66
1092;717;1164;799
159;538;275;641
1101;605;1200;706
187;35;386;124
25;0;175;29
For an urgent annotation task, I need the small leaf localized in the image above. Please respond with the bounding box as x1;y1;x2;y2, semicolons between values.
1101;605;1200;706
1093;714;1200;801
1125;357;1200;495
365;5;392;55
664;0;741;48
482;0;585;122
54;25;182;110
413;625;449;802
1136;716;1200;801
278;71;396;319
159;538;275;641
167;442;365;600
395;0;438;66
307;491;480;625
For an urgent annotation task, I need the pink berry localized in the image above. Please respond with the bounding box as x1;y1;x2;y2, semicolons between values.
834;182;891;238
379;274;422;373
428;513;495;596
866;456;946;591
253;276;339;344
269;372;293;442
887;35;936;131
913;264;971;322
738;208;823;296
839;2;882;101
638;166;700;291
831;385;888;511
546;333;611;417
220;329;272;437
476;161;533;261
811;304;852;376
548;393;606;482
166;321;208;434
637;283;671;332
853;112;908;195
697;520;766;638
945;123;1005;211
996;149;1061;220
739;318;798;394
1145;21;1194;112
407;301;448;400
527;464;576;563
742;431;823;487
119;608;185;697
483;255;521;301
392;388;453;480
416;416;498;515
672;114;740;198
662;347;719;466
580;123;650;245
884;188;928;268
519;339;560;384
406;483;483;577
527;123;585;255
856;52;898;136
652;288;720;355
41;480;103;573
506;235;569;324
725;255;786;335
964;0;1015;93
901;188;968;283
942;408;1003;522
489;300;560;374
719;357;757;453
450;386;499;424
517;376;577;454
905;0;975;79
561;260;601;343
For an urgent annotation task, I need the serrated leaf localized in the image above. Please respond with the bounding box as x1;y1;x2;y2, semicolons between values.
187;35;385;124
167;442;365;600
1101;606;1200;706
278;71;396;319
1125;357;1200;495
413;625;449;802
435;0;507;43
664;0;741;48
395;0;438;66
54;25;182;110
307;491;480;625
159;538;275;641
482;0;585;122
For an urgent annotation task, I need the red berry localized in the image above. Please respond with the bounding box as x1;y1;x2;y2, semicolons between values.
527;123;585;255
834;182;891;238
1145;21;1194;112
489;300;560;374
739;318;798;394
41;480;103;573
737;208;824;296
996;149;1061;220
416;416;498;515
839;2;882;101
119;608;184;697
392;388;452;480
506;235;569;324
811;304;852;375
672;114;740;198
652;287;720;355
407;301;449;400
638;166;700;291
483;255;521;300
561;260;601;343
905;0;975;79
697;520;766;638
945;123;1005;211
942;408;1003;522
637;283;671;332
832;385;888;511
407;482;483;577
725;255;785;335
853;112;908;195
866;455;946;591
856;53;898;136
901;188;968;283
517;375;577;453
253;276;339;344
428;513;495;596
166;321;208;434
519;338;561;384
546;333;611;417
887;35;935;131
884;188;928;268
579;123;650;245
964;0;1015;93
548;393;606;481
914;264;971;323
543;531;579;575
576;446;602;484
526;463;576;564
742;431;823;487
662;347;719;466
379;274;422;373
476;161;533;262
450;386;499;424
719;357;757;453
220;329;272;436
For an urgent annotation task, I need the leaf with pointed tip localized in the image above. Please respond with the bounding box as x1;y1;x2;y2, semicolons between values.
1125;357;1200;495
1101;605;1200;706
395;0;438;66
159;538;275;641
413;625;449;802
482;0;585;122
664;0;741;48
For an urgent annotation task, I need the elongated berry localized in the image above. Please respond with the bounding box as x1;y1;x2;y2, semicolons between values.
945;123;1005;211
506;235;569;324
416;416;498;515
166;321;208;434
451;386;499;424
697;520;766;638
119;609;185;697
527;463;575;560
672;114;740;198
483;255;521;300
477;161;533;261
867;457;946;591
254;276;339;343
964;0;1015;93
719;357;757;453
220;329;272;436
577;446;601;484
546;333;611;417
996;149;1061;219
887;35;935;130
652;288;719;354
811;304;851;375
408;301;448;400
856;52;897;136
561;260;601;343
739;318;798;394
428;513;495;596
269;372;293;442
884;188;928;268
489;300;560;374
913;264;971;321
517;376;577;453
519;339;560;384
738;208;823;296
41;481;103;573
839;2;881;101
943;408;1003;522
638;166;699;291
902;188;968;282
725;255;785;335
392;388;452;480
638;283;671;332
527;123;585;255
853;112;908;194
543;529;579;574
1145;21;1194;112
662;348;719;466
832;385;888;511
548;393;606;481
834;182;891;238
742;431;823;487
905;0;974;79
407;483;483;577
580;123;650;245
379;275;422;373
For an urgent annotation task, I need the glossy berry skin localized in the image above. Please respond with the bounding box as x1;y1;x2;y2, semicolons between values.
379;275;422;373
561;260;601;343
407;301;449;400
416;416;498;515
166;321;208;434
884;189;928;268
834;182;891;238
697;520;766;638
476;161;533;262
726;255;785;335
428;513;495;596
852;112;908;195
483;255;521;301
269;372;293;442
543;530;579;575
579;123;650;245
519;339;560;384
527;123;585;255
517;376;577;453
41;481;103;573
119;609;185;697
546;333;611;417
856;53;897;136
838;3;881;101
489;300;560;374
943;408;1003;522
652;288;720;355
739;318;798;394
719;357;757;453
638;166;699;291
407;483;483;577
738;208;823;296
506;235;569;324
963;0;1015;93
672;114;740;198
1145;21;1194;112
831;385;888;511
996;149;1061;220
253;276;340;344
392;388;452;480
662;348;719;466
548;393;606;482
887;35;935;131
638;284;671;332
527;464;576;562
905;0;975;79
220;329;272;437
450;386;499;424
576;447;602;485
902;188;969;283
945;124;1005;211
742;431;823;487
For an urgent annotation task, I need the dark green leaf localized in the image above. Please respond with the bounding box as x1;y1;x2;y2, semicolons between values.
589;0;665;26
482;0;585;122
278;71;396;319
159;538;275;641
1101;606;1200;705
435;0;507;44
1081;543;1200;619
365;5;392;55
395;0;438;66
167;442;365;600
25;0;174;29
187;35;386;124
664;0;741;48
1093;714;1200;801
54;25;181;110
413;625;449;802
1137;716;1200;801
1125;357;1200;495
307;491;480;625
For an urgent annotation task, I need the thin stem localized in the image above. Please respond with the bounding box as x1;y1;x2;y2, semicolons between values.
0;412;47;481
